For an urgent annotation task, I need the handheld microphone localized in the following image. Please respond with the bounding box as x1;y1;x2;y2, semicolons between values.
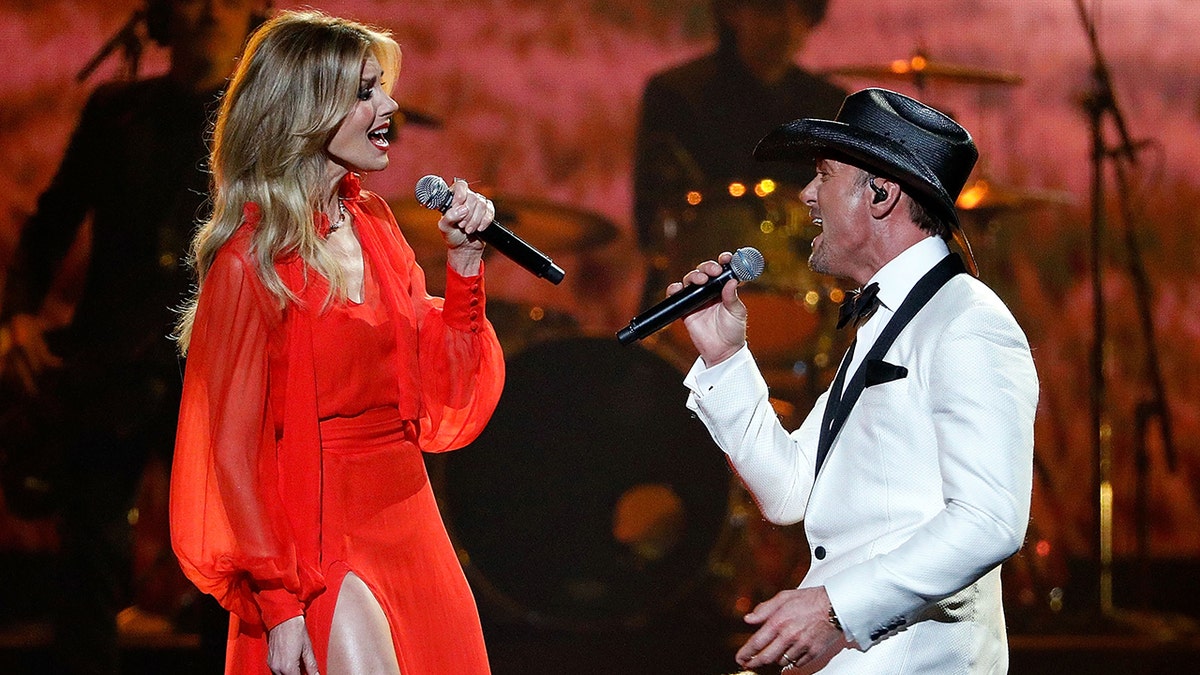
617;247;764;346
414;175;565;284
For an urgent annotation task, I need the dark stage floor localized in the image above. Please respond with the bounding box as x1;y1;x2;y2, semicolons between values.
3;623;1200;674
3;606;1200;674
4;552;1200;674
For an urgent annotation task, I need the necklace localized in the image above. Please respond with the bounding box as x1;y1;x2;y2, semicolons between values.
327;198;348;235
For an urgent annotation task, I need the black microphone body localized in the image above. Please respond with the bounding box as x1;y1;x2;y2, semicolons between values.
414;175;564;284
617;246;764;345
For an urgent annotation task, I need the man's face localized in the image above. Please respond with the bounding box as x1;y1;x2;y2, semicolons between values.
800;157;876;283
727;1;814;73
167;0;257;67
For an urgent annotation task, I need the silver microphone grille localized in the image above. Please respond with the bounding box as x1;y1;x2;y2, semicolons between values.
730;246;765;282
414;175;452;211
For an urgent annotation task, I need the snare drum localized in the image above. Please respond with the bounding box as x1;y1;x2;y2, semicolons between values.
652;187;818;293
647;188;826;380
665;288;821;370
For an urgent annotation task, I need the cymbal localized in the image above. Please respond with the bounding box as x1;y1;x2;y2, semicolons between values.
389;199;448;250
956;179;1076;212
824;53;1023;86
494;196;619;249
388;195;619;252
397;105;442;129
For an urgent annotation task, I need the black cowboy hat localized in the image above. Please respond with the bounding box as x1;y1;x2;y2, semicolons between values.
753;87;978;228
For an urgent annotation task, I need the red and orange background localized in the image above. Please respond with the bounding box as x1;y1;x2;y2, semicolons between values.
2;0;1198;614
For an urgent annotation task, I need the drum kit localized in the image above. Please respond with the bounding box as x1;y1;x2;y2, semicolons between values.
412;48;1073;634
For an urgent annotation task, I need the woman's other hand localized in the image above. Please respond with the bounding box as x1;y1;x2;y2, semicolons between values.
267;615;320;675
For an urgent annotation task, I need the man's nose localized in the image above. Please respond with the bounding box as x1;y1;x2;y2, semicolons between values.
800;176;819;204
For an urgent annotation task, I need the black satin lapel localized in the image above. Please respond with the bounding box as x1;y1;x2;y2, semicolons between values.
815;339;855;476
817;254;968;476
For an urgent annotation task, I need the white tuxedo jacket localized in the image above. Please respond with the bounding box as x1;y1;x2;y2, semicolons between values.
686;256;1038;674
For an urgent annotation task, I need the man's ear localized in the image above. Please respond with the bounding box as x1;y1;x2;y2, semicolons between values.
868;177;888;203
867;176;900;215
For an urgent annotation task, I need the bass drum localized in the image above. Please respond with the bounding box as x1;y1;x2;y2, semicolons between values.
436;336;731;631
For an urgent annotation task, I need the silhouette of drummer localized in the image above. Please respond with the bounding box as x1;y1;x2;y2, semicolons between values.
633;0;845;300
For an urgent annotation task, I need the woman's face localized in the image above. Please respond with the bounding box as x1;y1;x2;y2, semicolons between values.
326;55;399;174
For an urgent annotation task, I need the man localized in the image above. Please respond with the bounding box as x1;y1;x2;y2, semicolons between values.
633;0;846;301
671;88;1038;672
0;2;264;672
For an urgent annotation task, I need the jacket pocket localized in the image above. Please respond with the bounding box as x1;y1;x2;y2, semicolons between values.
864;359;908;387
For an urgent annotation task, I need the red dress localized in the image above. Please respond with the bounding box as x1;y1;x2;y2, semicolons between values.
170;175;505;674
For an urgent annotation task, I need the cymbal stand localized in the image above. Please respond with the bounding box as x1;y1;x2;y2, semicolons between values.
76;10;145;83
1074;0;1177;623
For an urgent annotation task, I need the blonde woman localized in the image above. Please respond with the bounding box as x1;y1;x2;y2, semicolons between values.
170;10;504;675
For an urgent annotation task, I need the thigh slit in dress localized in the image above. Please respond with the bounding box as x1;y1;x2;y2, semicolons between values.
307;409;489;674
302;255;490;674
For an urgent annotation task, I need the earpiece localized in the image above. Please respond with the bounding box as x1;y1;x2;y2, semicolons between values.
869;177;888;204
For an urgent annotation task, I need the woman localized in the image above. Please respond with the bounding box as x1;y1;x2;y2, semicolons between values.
171;10;504;675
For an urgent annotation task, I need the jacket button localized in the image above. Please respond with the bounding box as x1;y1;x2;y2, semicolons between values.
814;546;826;560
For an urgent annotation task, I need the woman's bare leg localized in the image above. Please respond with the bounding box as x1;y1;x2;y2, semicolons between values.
327;572;402;675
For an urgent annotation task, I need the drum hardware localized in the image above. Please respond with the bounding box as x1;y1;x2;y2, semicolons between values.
645;182;858;408
1072;0;1179;634
388;195;618;255
650;182;816;296
707;480;810;623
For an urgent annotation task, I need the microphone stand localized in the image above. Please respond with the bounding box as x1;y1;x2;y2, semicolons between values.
1073;0;1184;637
76;10;145;83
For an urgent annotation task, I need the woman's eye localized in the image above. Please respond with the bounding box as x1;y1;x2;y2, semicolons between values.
357;87;373;101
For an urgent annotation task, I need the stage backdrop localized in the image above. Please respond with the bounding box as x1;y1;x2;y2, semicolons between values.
2;0;1199;592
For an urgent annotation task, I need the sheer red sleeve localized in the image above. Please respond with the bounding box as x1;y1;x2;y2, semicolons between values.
413;262;506;452
169;241;313;628
357;193;505;453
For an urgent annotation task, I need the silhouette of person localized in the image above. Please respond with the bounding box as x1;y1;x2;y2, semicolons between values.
0;2;266;672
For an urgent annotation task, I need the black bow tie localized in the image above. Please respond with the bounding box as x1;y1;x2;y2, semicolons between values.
837;282;881;329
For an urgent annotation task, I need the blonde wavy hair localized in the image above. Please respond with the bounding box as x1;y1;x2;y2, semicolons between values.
176;9;400;353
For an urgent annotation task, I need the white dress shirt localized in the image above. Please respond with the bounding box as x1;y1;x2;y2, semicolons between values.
840;236;950;394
